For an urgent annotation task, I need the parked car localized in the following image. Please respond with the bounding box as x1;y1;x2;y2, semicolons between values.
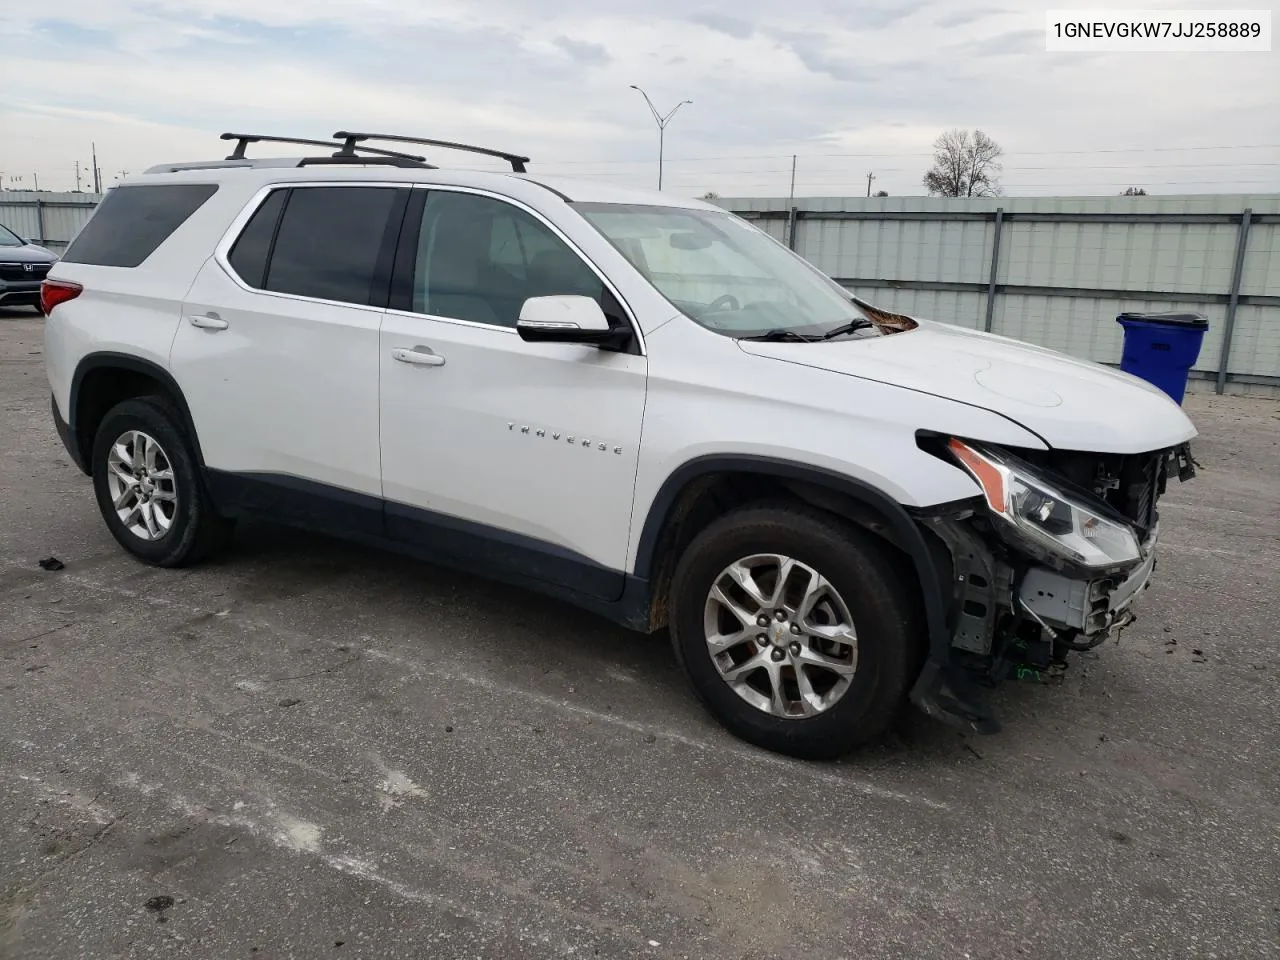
40;131;1198;759
0;222;58;312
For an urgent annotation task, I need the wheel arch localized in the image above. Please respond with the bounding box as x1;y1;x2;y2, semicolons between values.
632;456;954;652
69;353;204;475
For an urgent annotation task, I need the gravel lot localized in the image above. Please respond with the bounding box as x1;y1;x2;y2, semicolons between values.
2;306;1278;960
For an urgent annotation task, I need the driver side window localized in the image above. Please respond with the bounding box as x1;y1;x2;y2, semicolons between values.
409;191;605;328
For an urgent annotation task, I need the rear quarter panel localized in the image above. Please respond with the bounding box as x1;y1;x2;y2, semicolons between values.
44;182;253;418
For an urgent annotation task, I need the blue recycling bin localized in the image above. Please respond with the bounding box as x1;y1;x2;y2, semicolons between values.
1115;312;1209;405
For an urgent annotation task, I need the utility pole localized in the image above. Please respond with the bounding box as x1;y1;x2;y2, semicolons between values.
786;155;799;250
629;85;692;191
92;142;102;193
75;161;83;192
866;171;876;197
33;173;39;191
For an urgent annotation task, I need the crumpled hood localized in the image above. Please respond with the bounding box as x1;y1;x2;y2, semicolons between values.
738;318;1198;454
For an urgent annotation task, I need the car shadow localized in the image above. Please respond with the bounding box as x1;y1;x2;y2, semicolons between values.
0;306;43;320
209;519;994;764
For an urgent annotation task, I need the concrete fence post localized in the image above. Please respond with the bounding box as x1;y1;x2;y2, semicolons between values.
1216;208;1252;395
983;208;1004;332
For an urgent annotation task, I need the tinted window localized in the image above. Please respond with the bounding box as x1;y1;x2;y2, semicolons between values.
63;184;218;267
411;192;603;327
227;189;287;288
264;187;400;306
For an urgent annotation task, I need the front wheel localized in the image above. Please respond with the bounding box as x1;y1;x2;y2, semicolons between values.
91;396;233;567
669;503;922;759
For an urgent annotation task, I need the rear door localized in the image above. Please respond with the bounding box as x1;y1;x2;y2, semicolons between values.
170;183;408;534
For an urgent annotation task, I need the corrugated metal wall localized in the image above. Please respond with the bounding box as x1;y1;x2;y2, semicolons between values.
723;194;1280;396
5;189;1277;395
0;191;102;255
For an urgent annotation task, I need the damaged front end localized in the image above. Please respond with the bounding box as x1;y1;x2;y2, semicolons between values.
907;435;1197;732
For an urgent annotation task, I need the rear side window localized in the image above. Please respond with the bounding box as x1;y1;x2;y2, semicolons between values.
240;186;401;306
62;184;218;267
227;189;286;288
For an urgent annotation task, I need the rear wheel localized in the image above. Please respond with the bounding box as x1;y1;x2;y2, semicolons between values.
669;503;921;759
91;396;233;567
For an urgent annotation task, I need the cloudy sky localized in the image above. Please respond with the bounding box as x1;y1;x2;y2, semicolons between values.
1;0;1277;197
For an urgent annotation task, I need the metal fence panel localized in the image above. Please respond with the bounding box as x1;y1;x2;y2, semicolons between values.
1241;222;1280;297
0;191;102;254
7;190;1278;393
722;193;1280;395
1224;303;1280;378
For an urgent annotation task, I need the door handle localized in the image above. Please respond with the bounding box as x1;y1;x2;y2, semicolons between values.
188;313;229;331
391;346;446;367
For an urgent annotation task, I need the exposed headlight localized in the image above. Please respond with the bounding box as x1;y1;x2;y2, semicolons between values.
947;439;1141;570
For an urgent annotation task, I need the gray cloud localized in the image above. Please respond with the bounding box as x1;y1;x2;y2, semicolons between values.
4;1;1275;198
818;0;933;29
688;11;754;38
951;28;1043;58
773;30;872;82
553;35;611;65
935;7;1008;29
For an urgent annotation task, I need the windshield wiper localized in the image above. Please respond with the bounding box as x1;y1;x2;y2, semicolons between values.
817;319;877;340
739;329;820;343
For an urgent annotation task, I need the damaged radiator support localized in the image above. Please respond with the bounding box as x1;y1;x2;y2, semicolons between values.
921;516;1012;655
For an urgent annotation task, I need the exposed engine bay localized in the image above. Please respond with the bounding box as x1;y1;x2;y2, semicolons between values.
919;439;1197;685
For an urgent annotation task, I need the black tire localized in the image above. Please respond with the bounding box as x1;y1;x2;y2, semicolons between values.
669;502;923;760
91;396;233;567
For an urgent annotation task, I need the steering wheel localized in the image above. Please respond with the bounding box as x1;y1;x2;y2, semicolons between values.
708;294;740;311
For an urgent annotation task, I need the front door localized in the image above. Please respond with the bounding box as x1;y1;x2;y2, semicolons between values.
378;188;647;599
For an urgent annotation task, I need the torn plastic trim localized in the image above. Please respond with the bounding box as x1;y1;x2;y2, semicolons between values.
905;499;1002;735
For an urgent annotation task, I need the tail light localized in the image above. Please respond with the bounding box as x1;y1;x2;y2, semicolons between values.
40;279;83;315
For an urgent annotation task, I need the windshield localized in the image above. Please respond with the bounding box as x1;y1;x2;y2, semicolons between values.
0;224;23;247
573;203;880;339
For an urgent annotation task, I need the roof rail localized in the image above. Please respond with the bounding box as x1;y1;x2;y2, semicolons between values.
333;131;530;173
219;133;431;165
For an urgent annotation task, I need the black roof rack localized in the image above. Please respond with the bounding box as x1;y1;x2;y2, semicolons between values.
219;133;432;168
333;131;530;173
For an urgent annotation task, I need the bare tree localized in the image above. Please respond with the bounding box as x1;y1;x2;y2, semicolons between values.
1121;186;1148;196
922;129;1004;197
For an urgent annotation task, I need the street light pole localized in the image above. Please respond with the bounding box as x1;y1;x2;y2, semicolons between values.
629;85;692;191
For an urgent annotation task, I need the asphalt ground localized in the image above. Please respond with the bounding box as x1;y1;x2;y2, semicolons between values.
2;306;1278;960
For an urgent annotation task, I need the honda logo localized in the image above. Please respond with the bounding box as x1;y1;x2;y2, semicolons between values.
22;263;33;273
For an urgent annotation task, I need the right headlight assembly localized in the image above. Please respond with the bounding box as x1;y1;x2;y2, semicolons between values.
946;439;1142;571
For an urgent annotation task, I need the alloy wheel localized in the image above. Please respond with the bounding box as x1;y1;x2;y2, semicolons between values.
104;430;178;541
703;553;858;719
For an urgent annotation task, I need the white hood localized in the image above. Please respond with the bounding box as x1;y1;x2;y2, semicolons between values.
738;319;1198;454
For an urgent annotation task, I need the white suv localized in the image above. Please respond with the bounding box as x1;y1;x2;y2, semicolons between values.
42;131;1198;758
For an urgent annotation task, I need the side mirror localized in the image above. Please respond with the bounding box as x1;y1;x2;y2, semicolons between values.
516;295;631;349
